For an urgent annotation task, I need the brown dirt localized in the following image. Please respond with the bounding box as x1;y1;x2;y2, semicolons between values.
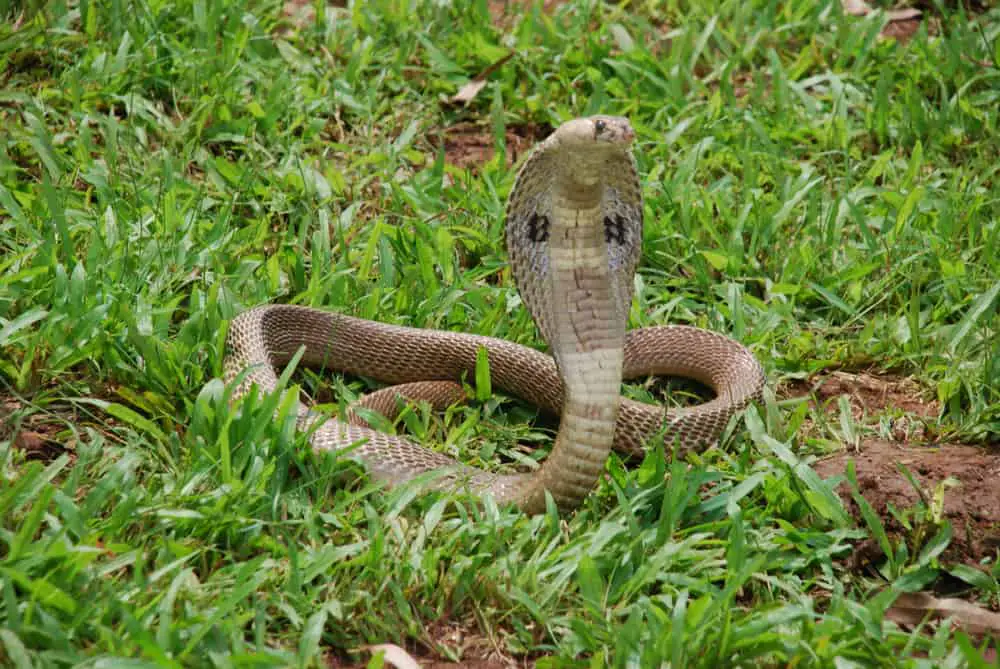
814;440;1000;563
782;371;940;442
440;122;550;169
1;396;78;463
784;371;1000;565
488;0;561;29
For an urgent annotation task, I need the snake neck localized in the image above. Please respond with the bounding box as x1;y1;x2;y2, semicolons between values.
545;199;627;362
515;349;624;513
516;195;627;512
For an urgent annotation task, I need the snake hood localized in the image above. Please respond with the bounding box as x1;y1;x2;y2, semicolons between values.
496;115;645;509
505;115;644;371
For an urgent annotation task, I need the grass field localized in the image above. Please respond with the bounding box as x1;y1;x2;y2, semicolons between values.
2;0;999;666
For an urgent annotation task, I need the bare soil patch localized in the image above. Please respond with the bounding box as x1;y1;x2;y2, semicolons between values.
815;440;1000;563
783;371;939;418
782;371;939;442
440;122;550;169
784;371;1000;564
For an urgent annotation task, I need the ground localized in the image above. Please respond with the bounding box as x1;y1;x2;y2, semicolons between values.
782;372;1000;565
2;0;999;667
801;397;997;569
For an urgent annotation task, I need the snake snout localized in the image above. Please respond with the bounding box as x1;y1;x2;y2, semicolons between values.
619;123;635;143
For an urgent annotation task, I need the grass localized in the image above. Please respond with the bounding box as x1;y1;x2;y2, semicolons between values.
1;0;998;666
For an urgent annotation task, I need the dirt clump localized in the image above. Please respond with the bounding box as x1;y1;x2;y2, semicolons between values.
782;371;940;443
441;122;550;169
783;371;998;565
815;440;1000;564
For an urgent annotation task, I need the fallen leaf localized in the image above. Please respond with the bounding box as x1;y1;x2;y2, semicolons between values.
451;78;488;105
885;8;921;21
880;16;922;43
365;644;422;669
887;592;1000;637
841;0;921;22
447;52;514;105
13;430;46;453
842;0;872;15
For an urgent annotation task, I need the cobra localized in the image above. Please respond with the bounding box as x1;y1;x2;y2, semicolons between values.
223;116;765;514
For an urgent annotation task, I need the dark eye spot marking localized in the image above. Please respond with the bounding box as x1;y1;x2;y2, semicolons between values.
604;215;627;245
594;119;606;137
527;213;550;243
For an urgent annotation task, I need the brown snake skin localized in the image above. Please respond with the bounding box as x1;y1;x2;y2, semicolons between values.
224;116;765;514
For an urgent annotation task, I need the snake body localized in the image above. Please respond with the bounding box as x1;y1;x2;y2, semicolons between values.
224;116;765;514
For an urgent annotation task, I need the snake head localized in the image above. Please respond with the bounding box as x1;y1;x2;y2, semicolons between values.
548;115;635;151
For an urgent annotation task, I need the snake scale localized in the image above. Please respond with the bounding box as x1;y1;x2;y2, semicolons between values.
224;116;765;514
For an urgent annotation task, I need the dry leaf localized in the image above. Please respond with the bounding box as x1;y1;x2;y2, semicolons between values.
451;79;488;105
447;52;514;105
887;592;1000;637
880;16;922;43
841;0;921;22
365;644;422;669
13;430;46;452
842;0;872;15
885;8;921;21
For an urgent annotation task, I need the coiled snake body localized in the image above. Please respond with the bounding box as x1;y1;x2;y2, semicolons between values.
224;116;765;514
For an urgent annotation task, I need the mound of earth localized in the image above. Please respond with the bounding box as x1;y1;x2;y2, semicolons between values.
815;441;1000;564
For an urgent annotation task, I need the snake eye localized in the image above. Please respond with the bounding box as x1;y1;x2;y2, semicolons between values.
594;119;607;134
